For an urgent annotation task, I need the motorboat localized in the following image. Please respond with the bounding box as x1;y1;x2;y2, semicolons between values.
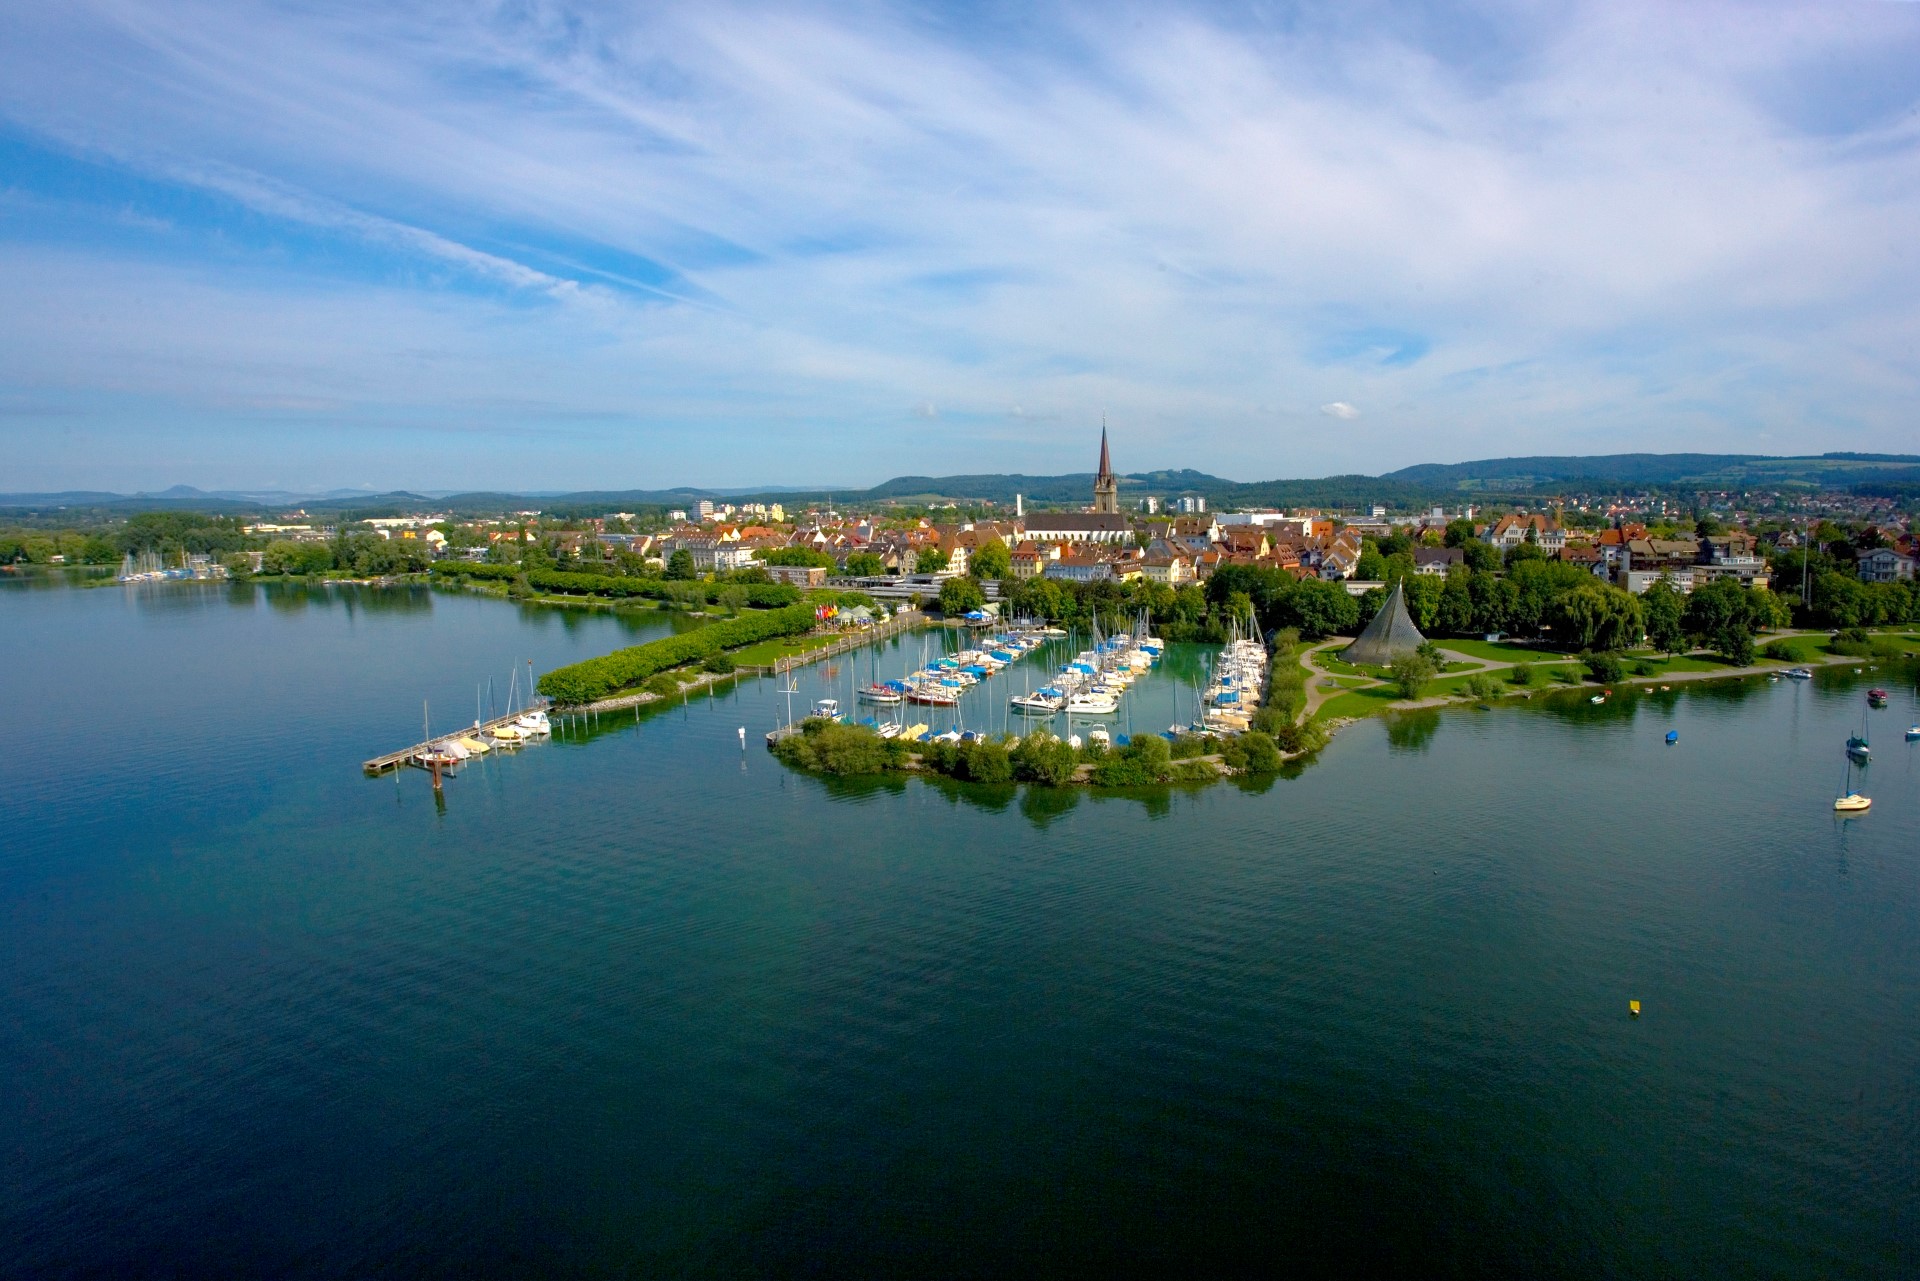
1010;687;1066;715
811;698;843;722
1086;725;1111;749
1905;725;1920;742
1867;688;1889;707
1846;735;1871;763
515;710;552;735
1785;668;1814;680
490;723;526;743
1067;691;1119;715
1834;793;1872;812
458;734;492;754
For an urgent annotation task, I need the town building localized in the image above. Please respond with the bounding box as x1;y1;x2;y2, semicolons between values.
1858;547;1917;582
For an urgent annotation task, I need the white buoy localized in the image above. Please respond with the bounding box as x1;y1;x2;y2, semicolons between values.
738;726;746;749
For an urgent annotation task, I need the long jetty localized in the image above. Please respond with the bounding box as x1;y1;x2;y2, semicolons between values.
362;699;551;775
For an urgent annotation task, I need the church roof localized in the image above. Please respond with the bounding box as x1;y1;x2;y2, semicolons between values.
1022;511;1130;531
1342;579;1426;665
1097;426;1112;478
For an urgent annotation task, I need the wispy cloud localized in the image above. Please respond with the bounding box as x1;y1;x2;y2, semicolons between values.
0;0;1916;489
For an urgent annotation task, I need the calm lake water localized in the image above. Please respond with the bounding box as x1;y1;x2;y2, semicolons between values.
3;578;1917;1278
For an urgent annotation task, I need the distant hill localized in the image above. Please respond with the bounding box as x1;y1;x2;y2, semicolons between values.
1384;452;1920;492
7;451;1916;517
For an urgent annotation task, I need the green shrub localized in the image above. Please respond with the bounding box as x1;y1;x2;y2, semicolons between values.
1582;650;1625;683
1168;733;1210;759
1090;734;1173;786
1390;651;1439;699
1223;731;1282;774
1632;660;1658;676
1508;662;1534;686
1012;731;1079;785
643;673;681;697
958;738;1014;784
702;652;736;674
1763;638;1812;663
1272;718;1328;755
773;719;906;775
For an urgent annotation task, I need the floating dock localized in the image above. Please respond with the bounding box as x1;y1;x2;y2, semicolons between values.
362;699;551;774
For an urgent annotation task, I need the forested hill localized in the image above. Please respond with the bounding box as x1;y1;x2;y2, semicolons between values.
7;452;1918;518
1384;452;1920;491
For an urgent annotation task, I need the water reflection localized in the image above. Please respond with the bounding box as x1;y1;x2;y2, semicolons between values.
1385;708;1440;753
1018;784;1081;828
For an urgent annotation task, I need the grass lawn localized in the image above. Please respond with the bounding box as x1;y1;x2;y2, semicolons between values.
1620;652;1744;674
730;631;847;667
1316;687;1405;720
1438;638;1572;664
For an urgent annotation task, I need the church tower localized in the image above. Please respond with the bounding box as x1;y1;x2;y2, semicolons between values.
1092;422;1119;514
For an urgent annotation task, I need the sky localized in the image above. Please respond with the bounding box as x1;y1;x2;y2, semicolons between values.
1;0;1917;494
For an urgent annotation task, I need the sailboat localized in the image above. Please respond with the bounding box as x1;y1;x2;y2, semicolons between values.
1845;713;1871;764
1835;757;1871;812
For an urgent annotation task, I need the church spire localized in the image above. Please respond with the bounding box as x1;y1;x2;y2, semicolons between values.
1092;418;1119;514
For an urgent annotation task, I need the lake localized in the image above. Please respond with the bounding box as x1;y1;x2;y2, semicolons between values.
3;577;1916;1278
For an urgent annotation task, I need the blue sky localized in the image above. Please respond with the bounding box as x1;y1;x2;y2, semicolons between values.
2;0;1917;493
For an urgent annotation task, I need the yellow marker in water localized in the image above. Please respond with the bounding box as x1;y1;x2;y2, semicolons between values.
1629;1000;1641;1017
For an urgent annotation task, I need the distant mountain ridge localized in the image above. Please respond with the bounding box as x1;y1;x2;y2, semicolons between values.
6;452;1917;516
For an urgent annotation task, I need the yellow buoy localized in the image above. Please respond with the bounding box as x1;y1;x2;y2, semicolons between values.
1629;1000;1641;1017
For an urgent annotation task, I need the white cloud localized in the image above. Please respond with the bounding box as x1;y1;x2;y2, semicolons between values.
0;0;1916;488
1321;402;1361;420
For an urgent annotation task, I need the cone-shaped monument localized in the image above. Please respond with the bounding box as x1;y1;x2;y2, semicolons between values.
1343;579;1426;665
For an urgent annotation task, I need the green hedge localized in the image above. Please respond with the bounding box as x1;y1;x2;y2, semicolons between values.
432;564;798;610
431;561;520;582
537;603;819;704
429;562;800;609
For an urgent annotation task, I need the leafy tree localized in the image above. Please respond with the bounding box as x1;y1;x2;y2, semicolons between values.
1443;518;1478;548
1504;542;1546;567
1278;579;1361;639
259;540;335;575
760;547;835;568
914;547;950;574
1356;548;1389;582
1436;573;1473;634
664;548;697;580
843;551;886;577
1460;539;1502;574
969;538;1011;580
1684;579;1770;663
1549;584;1643;652
938;575;986;615
1641;580;1687;654
1389;651;1438;699
1508;662;1534;686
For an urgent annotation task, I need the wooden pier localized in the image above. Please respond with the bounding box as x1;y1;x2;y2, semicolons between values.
362;699;552;775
